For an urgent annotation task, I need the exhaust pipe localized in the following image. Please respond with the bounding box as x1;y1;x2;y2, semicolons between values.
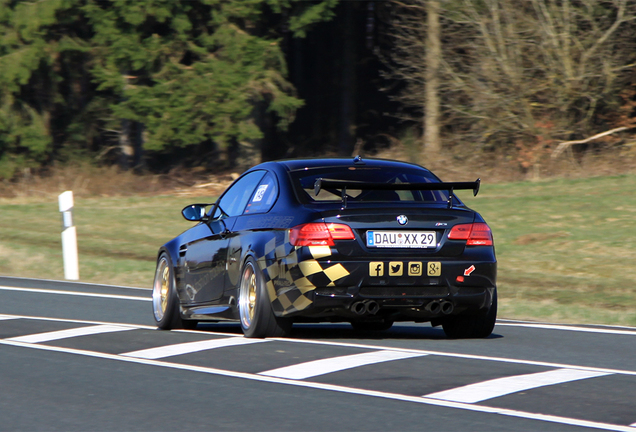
351;301;367;315
425;301;442;315
365;301;380;315
441;301;454;315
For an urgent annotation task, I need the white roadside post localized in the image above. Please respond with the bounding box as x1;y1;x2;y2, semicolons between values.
58;191;79;280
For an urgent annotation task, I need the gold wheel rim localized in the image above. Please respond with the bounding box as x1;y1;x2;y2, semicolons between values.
153;257;171;321
240;262;258;329
160;265;169;314
247;272;257;322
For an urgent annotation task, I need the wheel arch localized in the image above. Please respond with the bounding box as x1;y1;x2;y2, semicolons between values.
156;238;184;302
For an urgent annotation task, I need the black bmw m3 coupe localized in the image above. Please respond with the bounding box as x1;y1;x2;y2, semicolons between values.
152;157;497;338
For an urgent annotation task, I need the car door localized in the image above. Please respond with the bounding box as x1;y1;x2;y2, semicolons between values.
226;172;280;287
182;170;266;304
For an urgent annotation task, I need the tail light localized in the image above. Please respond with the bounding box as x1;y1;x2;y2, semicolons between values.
448;223;493;246
289;223;355;246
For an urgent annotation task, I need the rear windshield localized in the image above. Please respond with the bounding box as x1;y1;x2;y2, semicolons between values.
289;166;451;203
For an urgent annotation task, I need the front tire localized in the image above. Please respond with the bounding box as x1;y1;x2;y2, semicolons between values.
442;290;497;339
152;253;197;330
238;257;291;338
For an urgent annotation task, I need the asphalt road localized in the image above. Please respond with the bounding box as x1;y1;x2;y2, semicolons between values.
1;276;635;432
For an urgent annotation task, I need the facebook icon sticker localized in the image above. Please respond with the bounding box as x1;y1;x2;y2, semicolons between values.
369;262;384;277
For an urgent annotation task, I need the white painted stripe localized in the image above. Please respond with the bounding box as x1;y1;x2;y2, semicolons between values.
0;315;18;320
424;368;612;403
629;422;636;427
0;285;150;301
0;314;156;329
0;277;147;290
1;339;633;432
274;337;636;377
497;322;636;336
3;314;636;378
7;325;134;343
260;350;426;380
121;337;267;359
4;314;636;378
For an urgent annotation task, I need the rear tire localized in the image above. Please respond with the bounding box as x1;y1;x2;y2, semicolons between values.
442;290;497;339
238;257;291;338
152;253;197;330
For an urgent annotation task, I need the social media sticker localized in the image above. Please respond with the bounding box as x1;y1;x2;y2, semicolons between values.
427;261;442;277
388;262;403;276
369;262;384;277
408;262;422;276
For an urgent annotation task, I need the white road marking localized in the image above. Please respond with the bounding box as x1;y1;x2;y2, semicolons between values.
0;277;147;290
2;314;636;377
0;315;17;320
259;350;426;380
121;337;267;359
0;285;150;301
630;422;636;427
0;314;156;329
2;314;636;378
1;339;633;432
273;337;636;377
424;368;612;403
7;324;134;343
497;322;636;336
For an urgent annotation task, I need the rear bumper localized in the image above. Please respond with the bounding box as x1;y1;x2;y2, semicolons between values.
266;245;496;320
308;280;495;321
314;283;493;308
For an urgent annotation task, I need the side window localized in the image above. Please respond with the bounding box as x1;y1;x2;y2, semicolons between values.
244;173;278;215
215;171;266;218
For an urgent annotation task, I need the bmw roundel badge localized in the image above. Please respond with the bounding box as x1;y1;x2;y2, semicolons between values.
397;215;408;225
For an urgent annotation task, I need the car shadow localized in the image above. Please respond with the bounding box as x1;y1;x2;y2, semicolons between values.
196;322;503;341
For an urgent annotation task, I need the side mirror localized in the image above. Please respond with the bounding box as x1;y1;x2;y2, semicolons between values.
181;204;211;222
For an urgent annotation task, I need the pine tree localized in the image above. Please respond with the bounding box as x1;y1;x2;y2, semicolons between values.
0;0;338;178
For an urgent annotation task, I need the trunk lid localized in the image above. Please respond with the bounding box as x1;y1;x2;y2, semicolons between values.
319;204;475;257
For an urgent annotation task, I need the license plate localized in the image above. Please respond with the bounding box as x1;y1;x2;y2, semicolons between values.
366;231;436;248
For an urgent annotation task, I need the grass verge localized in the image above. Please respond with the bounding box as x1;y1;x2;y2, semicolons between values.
0;195;198;288
458;174;636;326
1;174;634;326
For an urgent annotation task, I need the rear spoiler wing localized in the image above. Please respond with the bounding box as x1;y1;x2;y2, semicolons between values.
313;178;481;208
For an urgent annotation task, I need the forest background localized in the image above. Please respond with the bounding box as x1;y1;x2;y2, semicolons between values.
2;0;636;185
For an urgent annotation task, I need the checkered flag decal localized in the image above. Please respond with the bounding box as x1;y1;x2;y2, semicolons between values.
257;233;350;316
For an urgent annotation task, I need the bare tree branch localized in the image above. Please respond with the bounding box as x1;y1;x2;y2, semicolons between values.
552;126;632;158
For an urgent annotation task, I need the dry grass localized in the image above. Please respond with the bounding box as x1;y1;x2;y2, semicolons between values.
1;152;636;326
0;162;235;201
458;174;636;326
373;139;636;184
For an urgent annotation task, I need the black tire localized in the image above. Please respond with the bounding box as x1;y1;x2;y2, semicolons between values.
152;253;197;330
442;290;497;339
238;256;291;338
351;320;394;332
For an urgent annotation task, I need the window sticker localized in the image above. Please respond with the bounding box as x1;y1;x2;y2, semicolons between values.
253;184;269;202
